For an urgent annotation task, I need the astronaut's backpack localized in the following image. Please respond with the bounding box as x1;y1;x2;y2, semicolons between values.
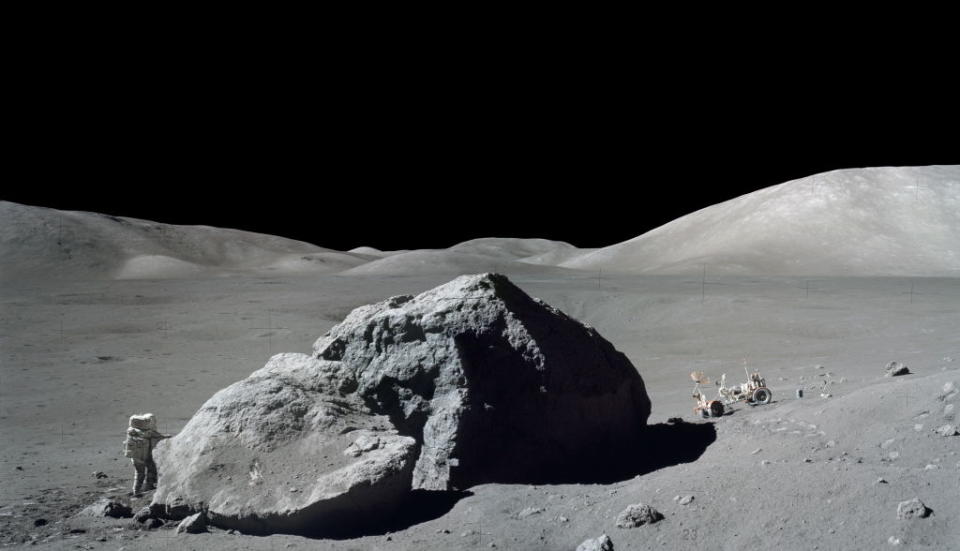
123;432;148;459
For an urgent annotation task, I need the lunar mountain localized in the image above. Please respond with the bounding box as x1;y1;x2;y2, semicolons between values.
562;165;960;276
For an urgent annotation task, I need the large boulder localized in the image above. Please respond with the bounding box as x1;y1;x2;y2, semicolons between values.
150;359;418;534
152;273;650;534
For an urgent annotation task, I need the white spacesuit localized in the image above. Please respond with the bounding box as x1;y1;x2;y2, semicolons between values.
123;413;170;495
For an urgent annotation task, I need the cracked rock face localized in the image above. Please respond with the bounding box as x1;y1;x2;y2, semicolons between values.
152;273;650;534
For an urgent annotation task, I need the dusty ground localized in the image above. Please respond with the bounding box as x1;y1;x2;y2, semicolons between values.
1;271;958;550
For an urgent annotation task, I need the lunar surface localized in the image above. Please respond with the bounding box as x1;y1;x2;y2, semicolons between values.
1;166;958;550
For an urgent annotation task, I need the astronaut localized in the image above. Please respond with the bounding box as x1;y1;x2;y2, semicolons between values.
123;413;170;495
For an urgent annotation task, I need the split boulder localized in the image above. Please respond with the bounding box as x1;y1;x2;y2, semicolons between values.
151;274;650;535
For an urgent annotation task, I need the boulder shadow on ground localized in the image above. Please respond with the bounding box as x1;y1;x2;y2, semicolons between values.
262;489;473;540
470;420;717;486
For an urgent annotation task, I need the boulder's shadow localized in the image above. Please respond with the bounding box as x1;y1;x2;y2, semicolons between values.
477;420;717;485
288;489;473;540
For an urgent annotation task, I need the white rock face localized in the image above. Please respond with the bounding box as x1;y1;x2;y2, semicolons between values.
151;274;650;534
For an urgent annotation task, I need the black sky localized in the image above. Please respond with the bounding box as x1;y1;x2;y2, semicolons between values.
6;22;958;251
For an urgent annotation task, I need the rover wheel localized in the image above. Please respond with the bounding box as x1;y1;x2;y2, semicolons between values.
752;387;772;405
699;408;710;419
709;400;725;417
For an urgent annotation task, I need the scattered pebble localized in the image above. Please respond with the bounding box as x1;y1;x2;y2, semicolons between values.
885;361;910;377
78;498;132;519
751;448;762;455
888;535;902;545
577;534;614;551
934;424;958;437
133;507;153;524
803;458;813;463
876;477;888;484
896;498;931;520
820;393;832;399
557;515;569;523
176;512;208;534
146;517;165;529
760;460;771;466
677;495;694;505
615;503;663;528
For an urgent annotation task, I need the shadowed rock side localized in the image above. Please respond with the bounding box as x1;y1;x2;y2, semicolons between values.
152;273;653;536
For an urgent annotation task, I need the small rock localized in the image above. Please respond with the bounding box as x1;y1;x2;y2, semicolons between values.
885;361;910;377
943;404;955;420
820;393;832;399
825;440;836;448
15;466;23;471
78;498;132;519
577;534;614;551
876;477;888;484
677;495;694;505
924;464;939;470
751;448;762;455
92;471;107;479
896;498;931;520
803;458;813;463
176;512;208;534
888;536;902;546
557;515;569;523
615;503;663;528
760;460;771;466
914;424;924;431
517;506;543;519
880;438;896;449
934;424;958;437
133;507;152;523
145;517;164;529
666;417;683;425
888;451;900;460
815;365;825;370
33;519;47;527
